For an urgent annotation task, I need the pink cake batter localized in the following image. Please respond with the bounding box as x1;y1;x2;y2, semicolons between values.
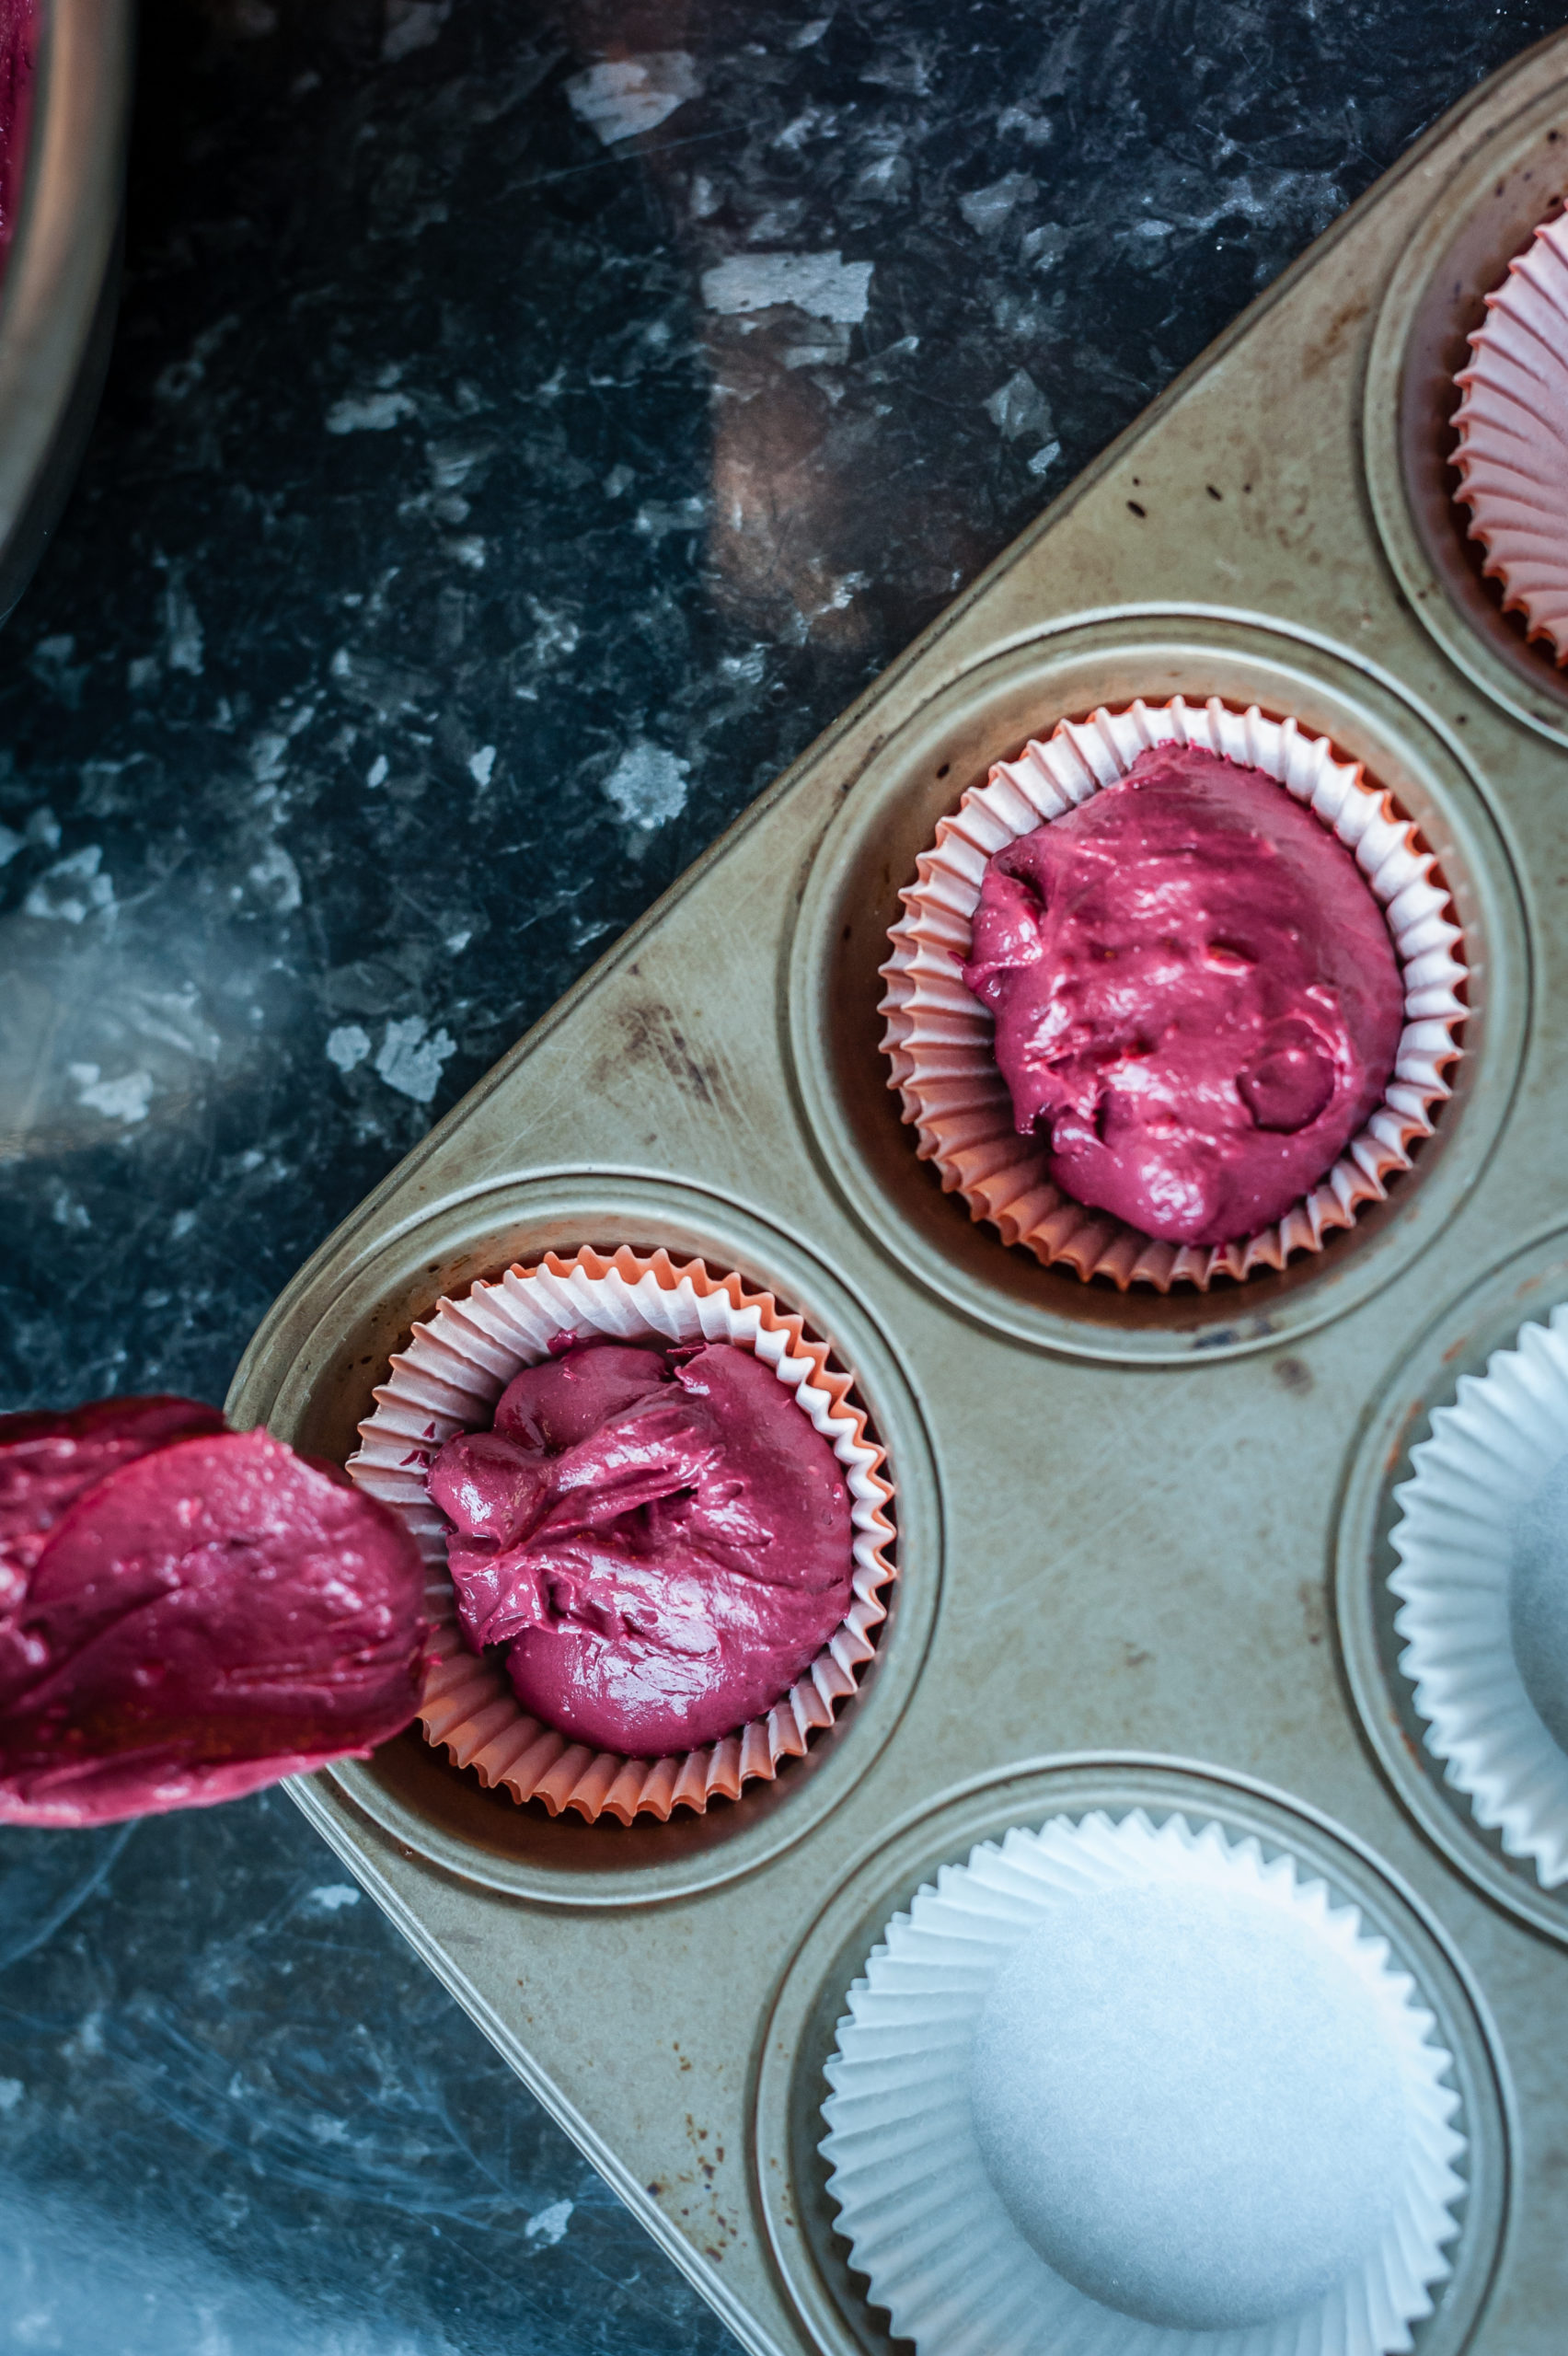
0;0;33;254
0;1417;428;1827
0;1394;226;1607
961;744;1404;1247
427;1338;854;1755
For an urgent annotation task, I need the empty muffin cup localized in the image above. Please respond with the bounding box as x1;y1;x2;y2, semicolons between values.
347;1245;896;1824
880;696;1466;1291
1453;208;1568;665
821;1807;1466;2356
1390;1301;1568;1887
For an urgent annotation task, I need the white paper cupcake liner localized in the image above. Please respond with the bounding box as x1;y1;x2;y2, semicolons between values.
1390;1302;1568;1887
821;1808;1466;2356
347;1246;896;1823
880;696;1467;1291
1453;209;1568;665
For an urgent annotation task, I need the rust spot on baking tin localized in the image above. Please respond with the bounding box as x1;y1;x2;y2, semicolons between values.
1126;500;1147;518
1300;290;1372;380
605;1000;739;1116
1298;1579;1328;1647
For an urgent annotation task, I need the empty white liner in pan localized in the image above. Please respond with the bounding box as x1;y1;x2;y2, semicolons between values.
821;1808;1465;2356
1391;1300;1568;1887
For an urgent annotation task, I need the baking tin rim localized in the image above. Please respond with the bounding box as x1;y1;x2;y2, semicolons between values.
1336;1218;1568;1946
251;1169;945;1909
752;1750;1516;2356
785;602;1529;1366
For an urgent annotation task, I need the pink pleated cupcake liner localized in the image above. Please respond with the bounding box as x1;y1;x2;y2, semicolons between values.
1454;206;1568;664
880;695;1468;1293
346;1245;897;1824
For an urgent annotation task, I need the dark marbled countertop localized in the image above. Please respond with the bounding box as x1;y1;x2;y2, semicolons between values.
0;2;1560;2348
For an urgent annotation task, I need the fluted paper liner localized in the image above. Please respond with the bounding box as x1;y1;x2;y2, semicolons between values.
1390;1302;1568;1886
1453;208;1568;664
880;696;1466;1291
347;1246;896;1823
821;1808;1466;2356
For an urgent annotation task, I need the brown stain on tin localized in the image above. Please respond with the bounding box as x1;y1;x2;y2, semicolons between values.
599;999;740;1118
1300;289;1373;379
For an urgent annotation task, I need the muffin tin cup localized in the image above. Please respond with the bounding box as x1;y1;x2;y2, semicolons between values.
881;693;1466;1294
246;1172;941;1908
755;1761;1513;2356
348;1243;897;1827
821;1807;1466;2356
788;609;1526;1363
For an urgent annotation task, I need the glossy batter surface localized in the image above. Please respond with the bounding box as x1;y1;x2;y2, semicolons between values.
962;745;1404;1245
428;1340;853;1754
0;1395;227;1609
0;1428;427;1826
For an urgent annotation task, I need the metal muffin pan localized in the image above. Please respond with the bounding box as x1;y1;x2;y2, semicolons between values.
228;32;1568;2355
268;1173;943;1910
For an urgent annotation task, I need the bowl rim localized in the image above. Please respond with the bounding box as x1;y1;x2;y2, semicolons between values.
0;0;133;572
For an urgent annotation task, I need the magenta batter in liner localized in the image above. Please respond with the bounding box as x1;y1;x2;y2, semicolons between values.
428;1331;855;1758
961;742;1405;1249
349;1247;897;1825
882;696;1468;1293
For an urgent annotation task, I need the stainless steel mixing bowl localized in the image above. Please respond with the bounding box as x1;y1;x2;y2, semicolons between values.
0;0;133;626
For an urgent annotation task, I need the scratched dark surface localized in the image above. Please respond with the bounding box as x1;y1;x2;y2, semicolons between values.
0;2;1561;2349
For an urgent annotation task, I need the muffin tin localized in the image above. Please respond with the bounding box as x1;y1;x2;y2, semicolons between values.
228;33;1568;2355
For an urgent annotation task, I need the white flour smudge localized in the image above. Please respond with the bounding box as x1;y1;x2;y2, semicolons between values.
701;249;873;323
525;2199;574;2246
602;741;689;830
326;391;416;435
565;53;700;145
68;1066;156;1124
326;1025;372;1073
375;1015;455;1105
24;846;115;924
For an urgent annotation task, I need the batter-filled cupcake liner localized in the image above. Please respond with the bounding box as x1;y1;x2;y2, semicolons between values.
880;696;1467;1291
1453;208;1568;665
1390;1302;1568;1887
821;1808;1466;2356
347;1246;896;1824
